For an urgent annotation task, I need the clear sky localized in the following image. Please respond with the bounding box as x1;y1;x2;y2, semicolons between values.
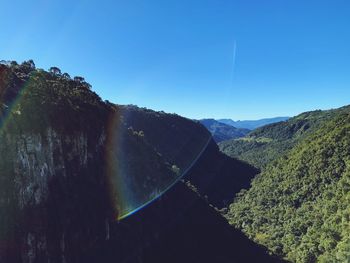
1;0;349;120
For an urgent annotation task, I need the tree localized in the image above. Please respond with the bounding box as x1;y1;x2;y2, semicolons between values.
74;76;85;83
49;67;62;76
62;73;71;79
10;61;18;67
20;60;36;73
74;76;91;89
24;59;35;69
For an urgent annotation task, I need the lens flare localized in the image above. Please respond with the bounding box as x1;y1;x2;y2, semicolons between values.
0;63;211;221
106;107;211;219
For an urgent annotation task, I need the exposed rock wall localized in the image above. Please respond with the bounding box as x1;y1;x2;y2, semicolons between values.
0;126;114;263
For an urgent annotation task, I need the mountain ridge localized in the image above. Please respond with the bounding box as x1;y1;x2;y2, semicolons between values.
218;117;289;130
218;107;350;169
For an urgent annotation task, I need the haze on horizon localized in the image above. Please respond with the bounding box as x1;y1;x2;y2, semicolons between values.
0;0;349;120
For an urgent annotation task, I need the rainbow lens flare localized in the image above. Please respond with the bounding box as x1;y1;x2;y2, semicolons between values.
106;106;211;219
0;62;211;221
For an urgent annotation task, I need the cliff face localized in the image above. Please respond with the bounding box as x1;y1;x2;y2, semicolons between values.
0;62;114;262
12;129;99;209
0;127;113;263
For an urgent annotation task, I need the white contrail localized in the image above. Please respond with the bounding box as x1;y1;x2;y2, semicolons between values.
226;40;237;100
222;40;238;104
231;40;237;84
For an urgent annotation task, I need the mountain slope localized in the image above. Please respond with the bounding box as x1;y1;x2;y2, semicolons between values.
218;117;289;130
0;60;274;262
199;118;250;143
120;107;259;209
117;105;211;172
219;107;350;169
226;107;350;262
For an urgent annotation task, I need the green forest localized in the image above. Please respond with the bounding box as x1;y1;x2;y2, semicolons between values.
225;107;350;262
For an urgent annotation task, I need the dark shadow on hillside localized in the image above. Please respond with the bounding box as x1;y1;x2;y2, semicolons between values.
93;182;284;263
185;139;259;209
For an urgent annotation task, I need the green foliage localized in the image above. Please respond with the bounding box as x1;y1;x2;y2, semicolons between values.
0;61;108;136
227;109;350;262
219;137;293;169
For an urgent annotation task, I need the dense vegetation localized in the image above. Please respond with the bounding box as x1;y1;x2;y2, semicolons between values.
199;118;250;142
226;107;350;262
0;60;109;134
118;105;211;175
219;107;350;169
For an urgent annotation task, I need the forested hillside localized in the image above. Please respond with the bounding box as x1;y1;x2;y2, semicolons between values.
118;108;259;209
226;107;350;262
219;107;350;169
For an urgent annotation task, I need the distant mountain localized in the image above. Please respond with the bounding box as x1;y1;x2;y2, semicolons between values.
199;119;250;143
218;117;289;130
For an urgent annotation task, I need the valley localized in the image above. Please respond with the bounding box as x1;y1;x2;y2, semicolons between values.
1;60;349;263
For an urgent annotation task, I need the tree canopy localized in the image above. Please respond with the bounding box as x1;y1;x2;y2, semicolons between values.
226;108;350;262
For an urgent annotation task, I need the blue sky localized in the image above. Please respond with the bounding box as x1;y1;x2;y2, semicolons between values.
1;0;349;120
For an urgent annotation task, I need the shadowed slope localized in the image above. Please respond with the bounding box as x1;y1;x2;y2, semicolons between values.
96;181;285;263
119;105;259;209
